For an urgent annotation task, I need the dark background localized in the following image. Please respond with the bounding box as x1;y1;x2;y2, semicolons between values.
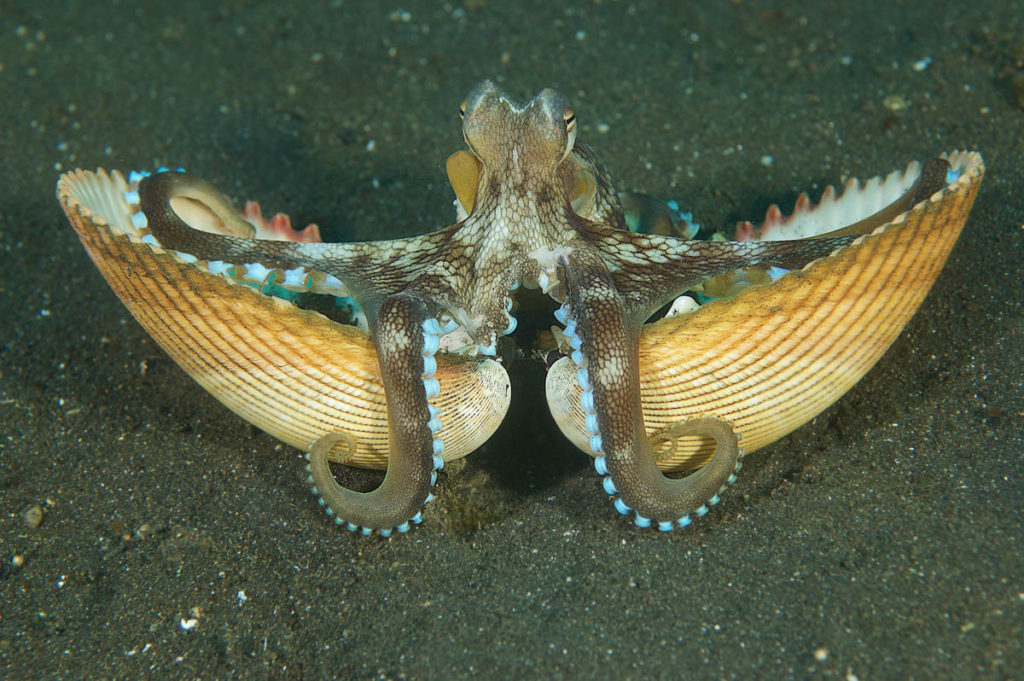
1;1;1021;678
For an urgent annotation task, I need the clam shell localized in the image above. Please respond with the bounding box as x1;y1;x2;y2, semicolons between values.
58;169;511;469
546;151;984;471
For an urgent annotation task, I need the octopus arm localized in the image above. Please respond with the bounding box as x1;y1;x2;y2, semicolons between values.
138;170;456;313
584;224;856;320
559;248;743;530
306;293;449;535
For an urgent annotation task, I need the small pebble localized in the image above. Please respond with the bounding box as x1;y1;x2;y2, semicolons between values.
883;95;908;112
911;56;932;72
23;504;43;529
813;646;829;662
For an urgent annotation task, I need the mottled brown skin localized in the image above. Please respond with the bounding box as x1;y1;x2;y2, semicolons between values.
310;294;438;530
140;80;857;533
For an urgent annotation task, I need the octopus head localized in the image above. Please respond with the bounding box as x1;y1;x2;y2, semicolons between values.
460;80;577;181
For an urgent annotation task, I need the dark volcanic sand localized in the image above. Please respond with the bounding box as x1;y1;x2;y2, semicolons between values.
2;2;1022;679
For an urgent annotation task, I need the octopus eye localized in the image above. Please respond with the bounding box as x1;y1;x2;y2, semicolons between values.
563;110;576;133
563;109;577;155
459;100;467;118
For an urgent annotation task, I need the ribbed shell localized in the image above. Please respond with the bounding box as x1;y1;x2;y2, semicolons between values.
546;151;983;471
58;169;511;469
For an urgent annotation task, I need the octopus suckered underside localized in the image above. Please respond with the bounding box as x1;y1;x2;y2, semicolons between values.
127;80;957;535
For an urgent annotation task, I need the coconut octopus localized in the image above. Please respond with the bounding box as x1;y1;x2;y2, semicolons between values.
57;80;983;536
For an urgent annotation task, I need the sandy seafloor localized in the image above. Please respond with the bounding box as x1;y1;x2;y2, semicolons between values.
1;1;1022;679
